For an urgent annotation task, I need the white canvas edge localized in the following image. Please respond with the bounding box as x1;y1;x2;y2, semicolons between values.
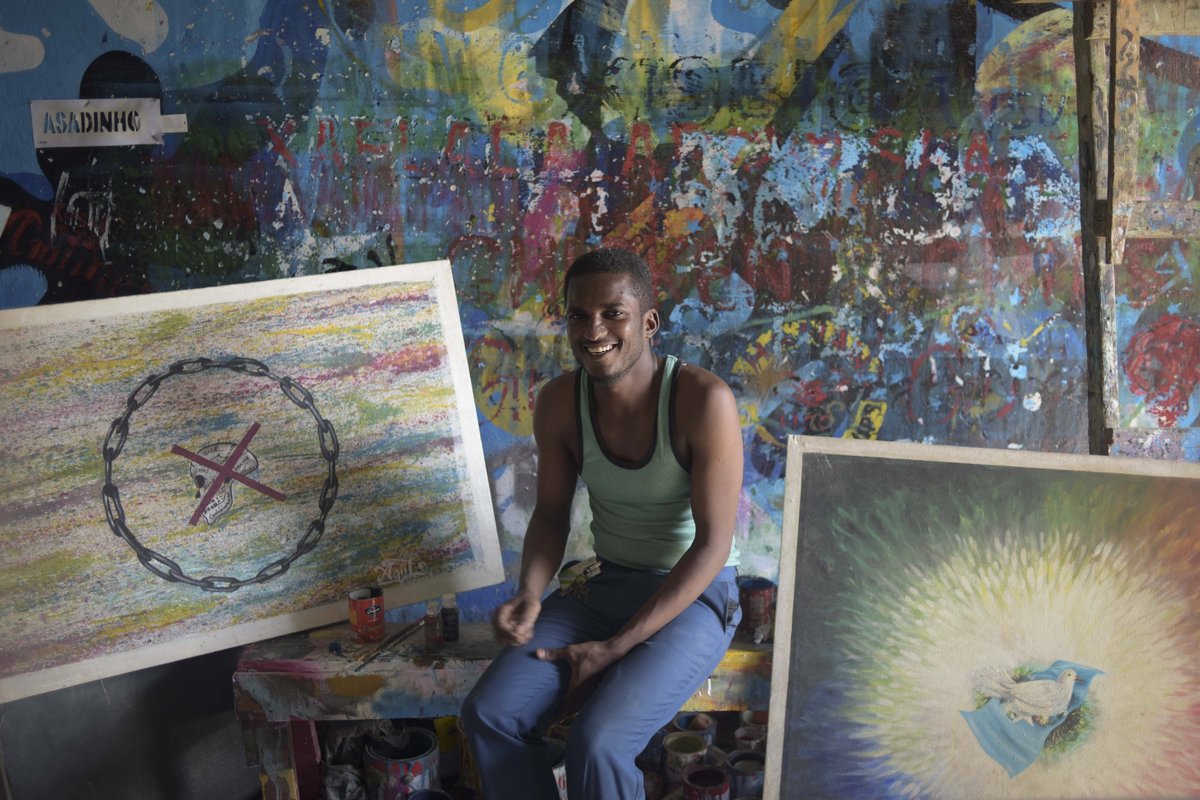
0;261;505;703
0;260;452;330
429;264;504;589
790;435;1200;480
765;434;1200;795
764;436;806;800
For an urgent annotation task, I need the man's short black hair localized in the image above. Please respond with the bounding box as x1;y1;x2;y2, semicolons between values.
563;248;655;312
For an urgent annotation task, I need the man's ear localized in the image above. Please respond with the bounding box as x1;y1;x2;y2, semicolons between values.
643;308;660;339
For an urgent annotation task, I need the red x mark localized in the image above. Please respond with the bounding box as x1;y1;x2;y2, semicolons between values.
172;422;287;526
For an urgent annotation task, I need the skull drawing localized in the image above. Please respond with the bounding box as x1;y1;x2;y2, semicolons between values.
190;443;259;524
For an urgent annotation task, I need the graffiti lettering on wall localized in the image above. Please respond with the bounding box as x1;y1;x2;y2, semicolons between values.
0;0;1090;578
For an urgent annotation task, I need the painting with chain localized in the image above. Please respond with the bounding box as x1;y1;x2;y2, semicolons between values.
0;260;502;702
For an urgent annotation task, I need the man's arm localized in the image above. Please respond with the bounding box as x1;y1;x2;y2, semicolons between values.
492;374;579;646
538;367;743;697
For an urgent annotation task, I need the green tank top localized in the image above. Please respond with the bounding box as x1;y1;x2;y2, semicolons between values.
577;355;739;571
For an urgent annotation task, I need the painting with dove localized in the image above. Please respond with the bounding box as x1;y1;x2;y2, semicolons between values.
768;436;1200;800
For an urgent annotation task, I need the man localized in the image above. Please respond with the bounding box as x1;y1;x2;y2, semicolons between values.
461;247;743;799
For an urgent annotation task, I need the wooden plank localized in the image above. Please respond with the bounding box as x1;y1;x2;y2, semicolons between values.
1126;200;1200;237
1099;255;1121;432
1091;0;1110;202
232;621;773;722
1094;0;1200;33
1108;0;1141;265
1140;0;1200;34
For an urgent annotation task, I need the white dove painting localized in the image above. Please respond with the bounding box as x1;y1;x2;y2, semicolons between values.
973;665;1080;726
768;437;1200;800
963;662;1102;777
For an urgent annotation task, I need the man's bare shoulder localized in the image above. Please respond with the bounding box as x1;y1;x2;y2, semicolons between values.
676;362;734;399
675;362;738;422
536;370;577;405
532;370;579;439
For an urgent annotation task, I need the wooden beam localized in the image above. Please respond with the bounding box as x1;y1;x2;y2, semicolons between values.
1108;0;1141;265
1076;0;1116;453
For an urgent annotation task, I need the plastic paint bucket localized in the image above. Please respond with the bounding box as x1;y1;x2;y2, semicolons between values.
545;737;568;800
348;586;385;644
662;731;707;788
726;750;765;799
682;763;731;800
364;727;441;799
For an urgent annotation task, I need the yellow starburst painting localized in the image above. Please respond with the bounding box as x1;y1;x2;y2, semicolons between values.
770;436;1200;799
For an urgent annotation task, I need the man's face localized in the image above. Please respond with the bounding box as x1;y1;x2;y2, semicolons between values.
565;272;659;385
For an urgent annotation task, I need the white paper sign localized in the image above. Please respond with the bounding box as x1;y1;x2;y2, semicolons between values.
31;98;177;148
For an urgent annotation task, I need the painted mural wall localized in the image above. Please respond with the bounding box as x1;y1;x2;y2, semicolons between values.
0;0;1087;584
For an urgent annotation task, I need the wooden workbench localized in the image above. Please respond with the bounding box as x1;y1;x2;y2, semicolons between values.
233;621;772;800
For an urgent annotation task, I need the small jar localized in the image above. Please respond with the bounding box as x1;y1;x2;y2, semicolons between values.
424;599;442;648
440;593;459;642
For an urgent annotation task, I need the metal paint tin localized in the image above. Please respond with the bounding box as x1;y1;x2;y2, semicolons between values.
349;586;385;644
733;725;765;753
545;737;568;800
662;731;707;788
737;577;775;636
682;764;730;800
672;711;717;748
363;727;441;799
726;750;765;799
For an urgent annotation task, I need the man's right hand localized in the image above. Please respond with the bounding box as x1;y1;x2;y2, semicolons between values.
492;592;542;645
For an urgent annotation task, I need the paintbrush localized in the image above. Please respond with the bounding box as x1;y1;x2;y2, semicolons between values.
353;617;425;672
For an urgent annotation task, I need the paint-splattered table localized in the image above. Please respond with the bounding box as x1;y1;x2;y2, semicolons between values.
233;620;772;800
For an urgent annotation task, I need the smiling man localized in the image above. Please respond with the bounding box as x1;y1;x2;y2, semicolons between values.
461;248;743;800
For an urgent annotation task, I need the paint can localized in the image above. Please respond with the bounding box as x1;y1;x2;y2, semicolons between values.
348;586;385;644
672;711;717;748
432;716;460;782
733;726;765;753
363;726;441;799
642;767;665;800
739;710;768;728
682;763;730;800
726;750;765;799
662;731;707;788
636;725;668;771
737;577;775;636
544;737;568;799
